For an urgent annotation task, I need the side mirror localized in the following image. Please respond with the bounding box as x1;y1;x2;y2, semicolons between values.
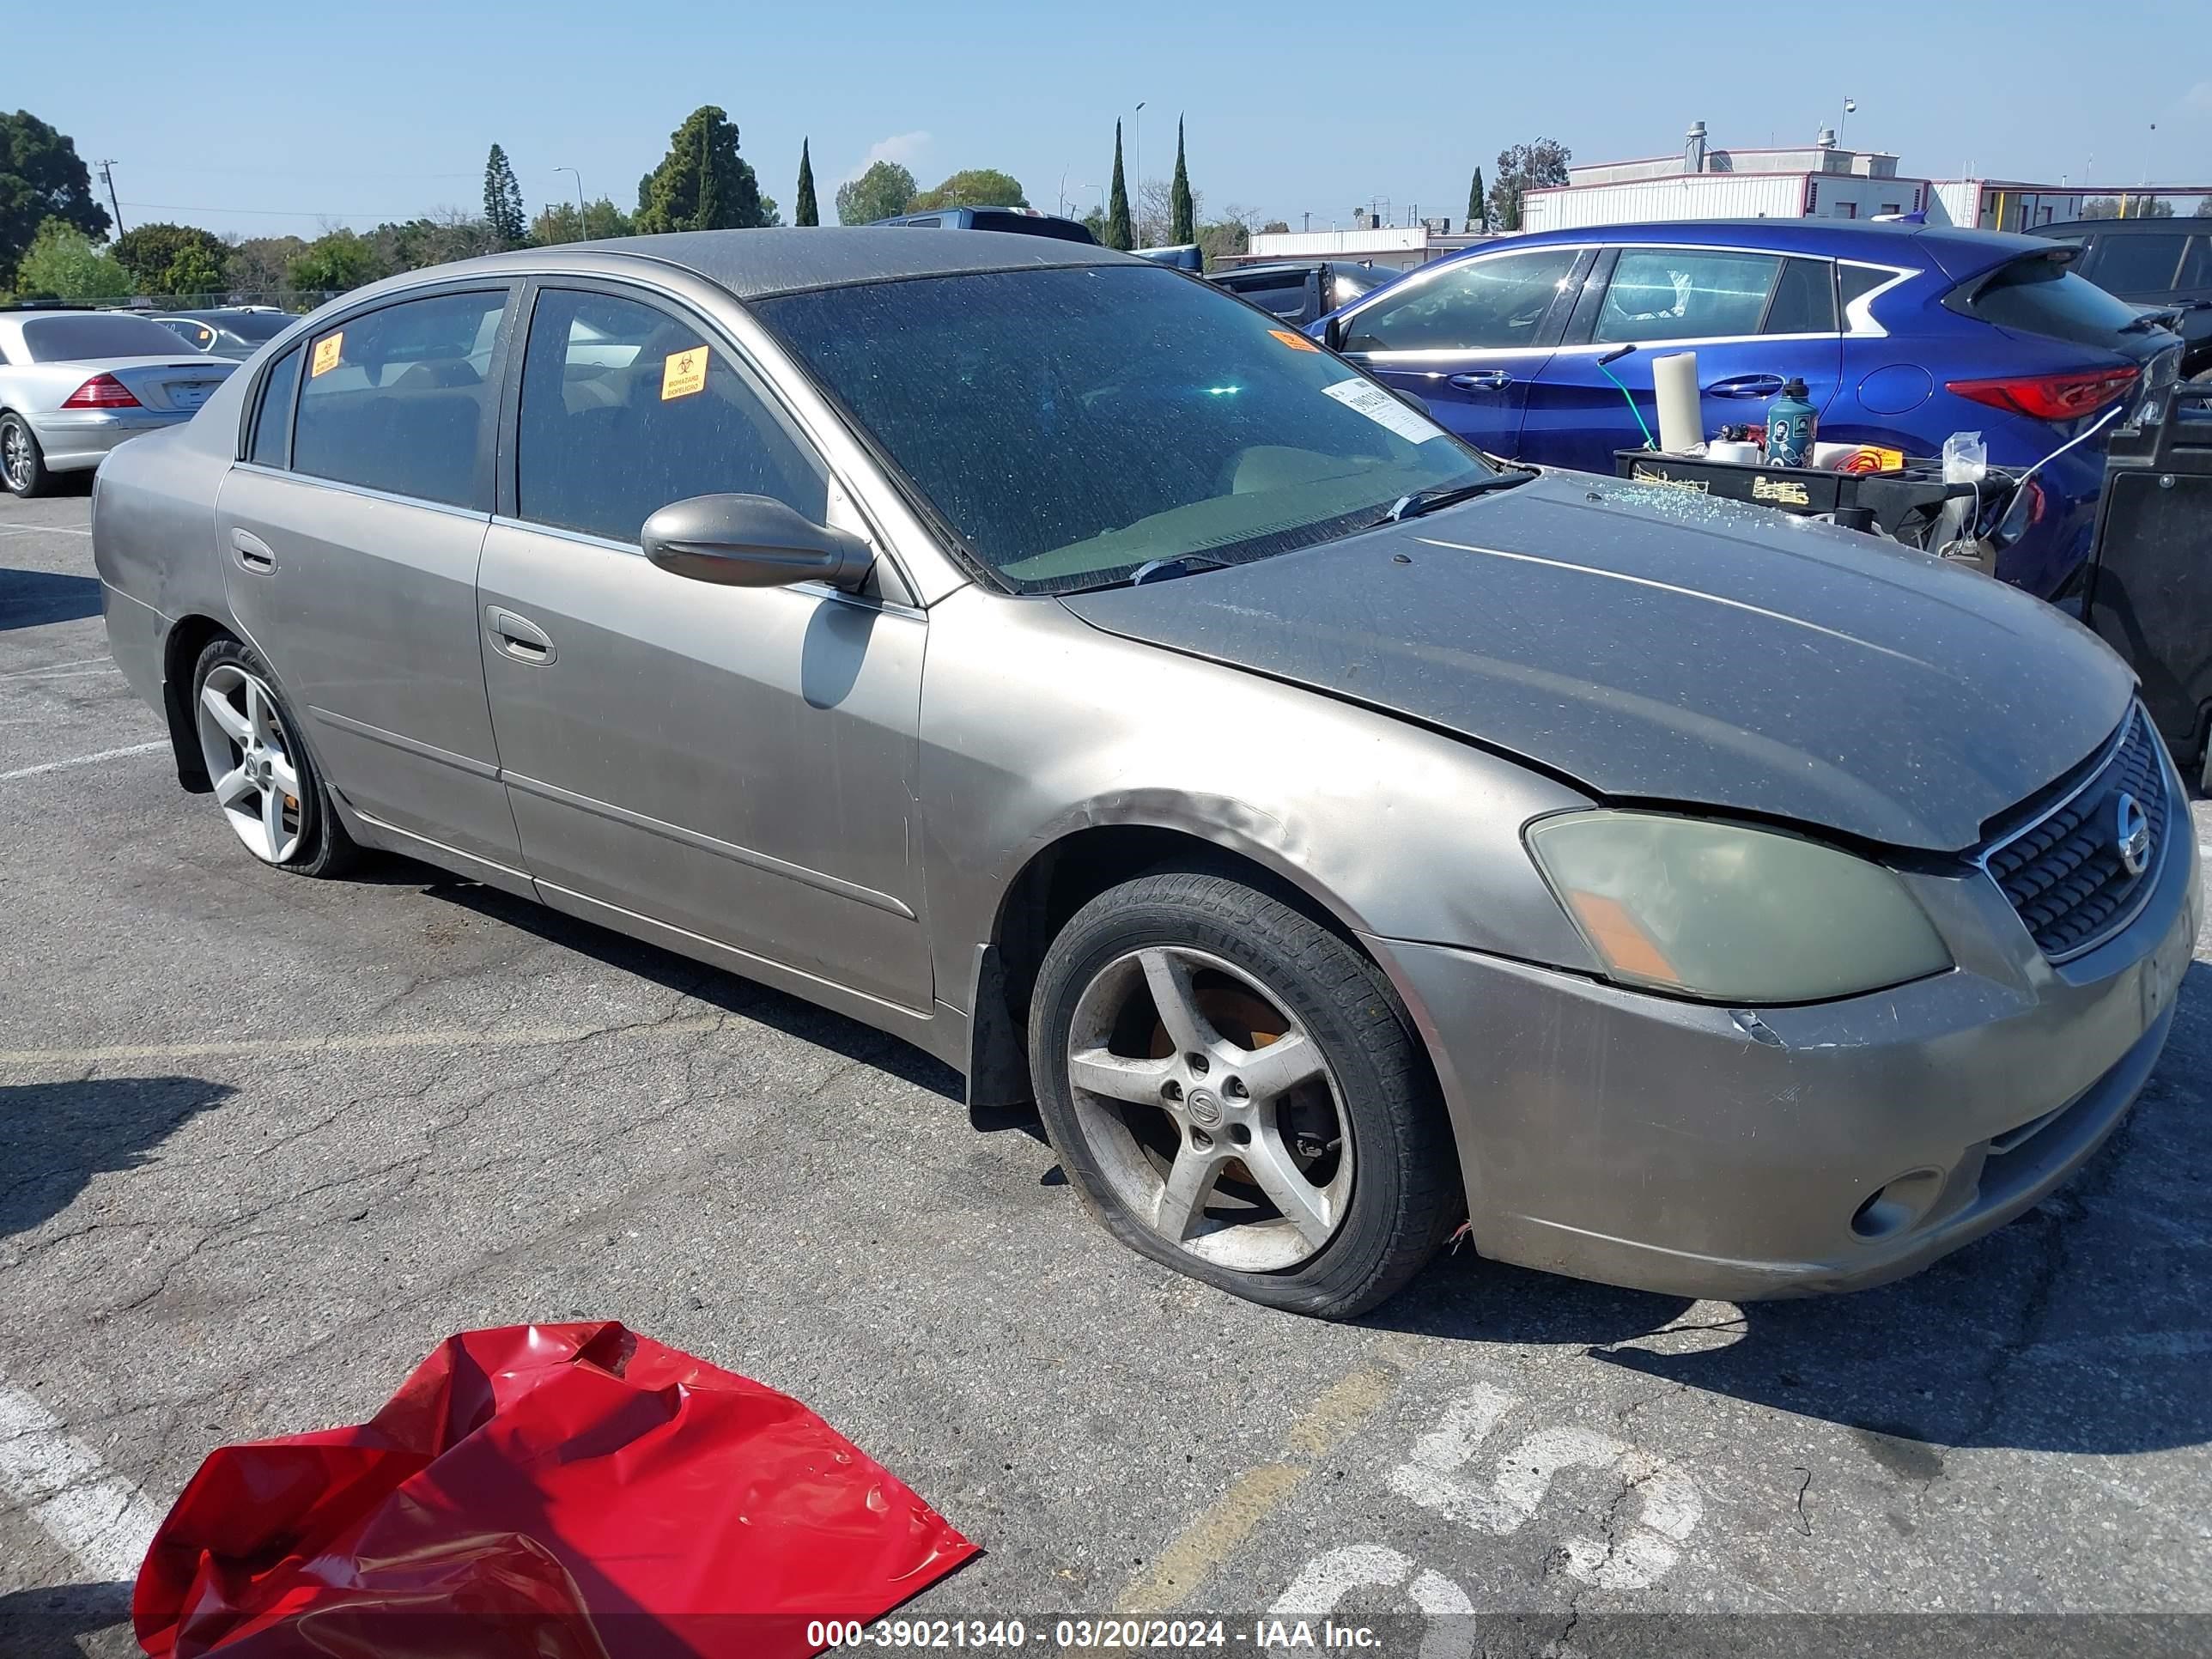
641;494;874;591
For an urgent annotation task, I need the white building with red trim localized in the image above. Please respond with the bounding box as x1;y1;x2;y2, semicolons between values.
1522;122;2090;234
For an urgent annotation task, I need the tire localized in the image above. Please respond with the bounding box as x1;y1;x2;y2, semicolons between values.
190;635;361;878
1029;869;1462;1319
2;412;53;498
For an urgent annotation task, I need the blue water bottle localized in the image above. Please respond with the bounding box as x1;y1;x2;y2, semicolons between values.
1766;377;1817;468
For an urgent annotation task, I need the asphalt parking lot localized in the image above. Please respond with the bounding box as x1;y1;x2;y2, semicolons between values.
3;482;2210;1657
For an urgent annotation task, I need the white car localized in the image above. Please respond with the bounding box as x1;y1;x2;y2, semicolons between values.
1;307;238;497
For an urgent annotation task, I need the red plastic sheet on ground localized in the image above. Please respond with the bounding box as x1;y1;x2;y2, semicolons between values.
132;1322;977;1659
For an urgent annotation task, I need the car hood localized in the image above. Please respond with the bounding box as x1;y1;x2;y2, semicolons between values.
1058;472;2135;853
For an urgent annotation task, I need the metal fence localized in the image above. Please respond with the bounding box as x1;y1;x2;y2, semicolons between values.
100;289;344;314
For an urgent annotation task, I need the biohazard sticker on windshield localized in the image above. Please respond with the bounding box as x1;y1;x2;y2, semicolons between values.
1268;328;1320;352
1322;377;1442;443
660;346;709;400
309;333;343;377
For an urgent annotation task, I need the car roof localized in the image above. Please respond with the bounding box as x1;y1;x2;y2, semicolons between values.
1212;261;1327;279
2034;216;2212;236
1454;217;2054;267
544;226;1137;299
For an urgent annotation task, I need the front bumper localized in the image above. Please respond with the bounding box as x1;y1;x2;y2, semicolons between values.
1376;761;2201;1302
29;408;194;473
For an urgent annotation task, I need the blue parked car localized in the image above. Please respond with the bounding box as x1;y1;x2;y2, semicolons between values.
1312;220;2185;598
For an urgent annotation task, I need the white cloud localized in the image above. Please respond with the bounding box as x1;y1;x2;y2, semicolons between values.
845;131;932;182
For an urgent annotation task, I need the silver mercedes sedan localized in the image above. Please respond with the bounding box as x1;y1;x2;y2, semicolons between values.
91;230;2197;1319
1;307;237;496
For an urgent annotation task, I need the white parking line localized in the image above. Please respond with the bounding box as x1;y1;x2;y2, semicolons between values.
0;1380;162;1583
0;1012;738;1069
0;659;116;682
0;740;167;782
0;522;92;537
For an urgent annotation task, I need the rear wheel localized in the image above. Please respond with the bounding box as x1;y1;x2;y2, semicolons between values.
1;413;52;498
191;636;360;877
1029;869;1462;1318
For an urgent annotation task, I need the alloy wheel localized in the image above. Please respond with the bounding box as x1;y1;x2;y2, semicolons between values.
1;422;30;494
1064;945;1354;1272
194;662;305;863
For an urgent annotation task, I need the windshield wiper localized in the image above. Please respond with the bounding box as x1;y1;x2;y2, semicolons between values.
1376;471;1531;525
1063;553;1234;594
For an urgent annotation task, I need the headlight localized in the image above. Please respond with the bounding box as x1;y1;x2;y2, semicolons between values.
1525;811;1950;1004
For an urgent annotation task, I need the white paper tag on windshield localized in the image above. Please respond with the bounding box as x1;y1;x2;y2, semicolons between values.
1322;378;1443;443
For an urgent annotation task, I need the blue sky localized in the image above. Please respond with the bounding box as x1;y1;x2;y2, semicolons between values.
16;0;2212;240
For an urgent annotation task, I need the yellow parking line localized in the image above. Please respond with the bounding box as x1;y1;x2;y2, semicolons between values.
1116;1351;1409;1613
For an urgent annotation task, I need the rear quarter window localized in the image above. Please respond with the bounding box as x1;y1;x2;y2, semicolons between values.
1949;253;2146;349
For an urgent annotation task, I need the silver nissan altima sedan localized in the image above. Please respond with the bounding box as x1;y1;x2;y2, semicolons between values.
91;229;2198;1319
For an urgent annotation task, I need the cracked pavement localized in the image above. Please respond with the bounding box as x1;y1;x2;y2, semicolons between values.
4;490;2211;1656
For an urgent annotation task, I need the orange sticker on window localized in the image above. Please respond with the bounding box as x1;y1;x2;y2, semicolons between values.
660;345;709;400
309;332;343;377
1269;328;1320;352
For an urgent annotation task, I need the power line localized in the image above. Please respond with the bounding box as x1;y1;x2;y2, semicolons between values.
119;200;453;221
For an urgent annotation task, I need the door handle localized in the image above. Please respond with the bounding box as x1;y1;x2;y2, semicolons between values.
486;605;556;665
1707;375;1786;399
230;529;276;573
1448;370;1515;392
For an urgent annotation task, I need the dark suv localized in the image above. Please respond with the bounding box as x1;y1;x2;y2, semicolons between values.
872;207;1097;244
2033;216;2212;376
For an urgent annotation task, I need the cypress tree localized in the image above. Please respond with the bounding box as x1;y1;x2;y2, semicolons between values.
483;143;526;246
1170;118;1194;245
1467;166;1488;233
1106;121;1133;252
795;139;819;226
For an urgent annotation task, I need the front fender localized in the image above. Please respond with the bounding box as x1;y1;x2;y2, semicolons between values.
917;587;1604;996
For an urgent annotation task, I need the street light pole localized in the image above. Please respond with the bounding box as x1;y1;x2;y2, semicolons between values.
1133;100;1146;230
1838;97;1856;148
554;167;585;217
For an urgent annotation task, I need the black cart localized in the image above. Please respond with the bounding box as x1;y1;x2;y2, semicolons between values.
1612;448;2021;566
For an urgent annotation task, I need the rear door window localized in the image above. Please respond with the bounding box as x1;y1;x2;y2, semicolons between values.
1949;253;2146;349
247;345;302;468
2086;233;2191;295
290;289;508;508
514;287;827;545
1341;247;1580;353
1762;258;1838;334
1591;248;1782;344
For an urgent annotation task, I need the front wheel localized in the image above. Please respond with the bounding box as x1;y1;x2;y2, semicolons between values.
1029;870;1462;1319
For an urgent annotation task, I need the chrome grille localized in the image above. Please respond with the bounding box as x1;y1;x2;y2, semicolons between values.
1982;708;2169;961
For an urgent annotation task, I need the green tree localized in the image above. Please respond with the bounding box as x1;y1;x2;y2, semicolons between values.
794;139;818;226
224;234;307;295
287;229;386;295
834;160;917;224
1;112;111;279
759;193;782;227
160;242;225;298
635;106;766;233
1170;119;1195;245
1466;165;1488;232
1488;138;1570;233
13;217;129;300
1080;205;1107;241
1105;121;1133;252
908;168;1027;210
483;143;526;246
530;197;635;246
113;222;228;292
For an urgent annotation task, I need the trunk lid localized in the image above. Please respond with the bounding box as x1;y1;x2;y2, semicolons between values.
98;357;238;414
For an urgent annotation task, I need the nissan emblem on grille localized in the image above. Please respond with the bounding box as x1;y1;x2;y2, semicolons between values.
2115;793;2152;878
1981;708;2166;962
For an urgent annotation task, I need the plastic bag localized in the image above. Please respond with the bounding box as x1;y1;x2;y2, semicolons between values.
133;1322;978;1659
1942;431;1986;485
